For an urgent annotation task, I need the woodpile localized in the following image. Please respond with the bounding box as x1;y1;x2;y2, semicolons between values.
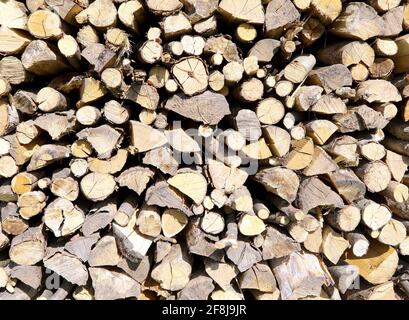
2;0;409;301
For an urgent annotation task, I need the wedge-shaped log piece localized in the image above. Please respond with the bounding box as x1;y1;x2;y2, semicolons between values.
145;181;193;217
129;120;167;153
248;39;280;64
207;159;248;194
165;91;230;125
328;265;359;294
295;177;344;213
117;166;154;195
263;125;291;157
125;83;159;110
303;146;338;176
82;200;116;237
330;2;384;40
80;172;116;202
318;41;374;67
333;105;388;133
161;208;188;238
35;111;76;141
322;225;350;264
88;235;120;267
151;244;192;291
27;144;70;171
218;0;264;25
77;125;121;159
311;95;347;115
356;80;401;103
90;267;140;300
88;149;128;175
81;43;116;73
204;259;238;291
168;171;207;205
65;234;99;263
226;241;262;273
285;138;314;170
143;146;179;175
21;40;68;76
165;128;200;153
344;241;399;285
265;0;300;38
239;262;277;293
308;64;352;93
177;274;215;300
44;197;85;237
44;251;88;286
271;252;327;300
254;167;299;203
9;224;45;266
262;226;301;260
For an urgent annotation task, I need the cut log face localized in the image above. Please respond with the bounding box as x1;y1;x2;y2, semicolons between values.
44;197;84;237
167;171;207;204
218;0;264;24
330;2;384;40
345;241;399;285
172;57;208;96
80;173;116;202
164;91;230;125
271;252;327;300
254;167;300;203
151;244;192;291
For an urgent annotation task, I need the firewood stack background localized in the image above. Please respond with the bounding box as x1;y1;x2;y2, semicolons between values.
2;0;409;300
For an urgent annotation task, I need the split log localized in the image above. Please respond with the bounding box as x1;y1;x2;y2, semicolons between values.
9;224;46;266
271;252;327;300
284;138;314;170
117;166;154;195
44;197;84;237
21;40;68;76
330;2;384;41
345;241;399;285
164;91;230;125
322;225;350;264
79;172;115;203
1;203;28;236
295;177;344;213
254;167;299;203
265;0;300;38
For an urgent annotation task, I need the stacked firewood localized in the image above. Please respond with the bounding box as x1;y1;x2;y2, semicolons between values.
2;0;409;300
